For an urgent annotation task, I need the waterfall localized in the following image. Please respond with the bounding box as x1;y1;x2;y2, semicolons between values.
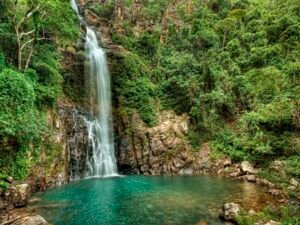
70;0;79;15
70;0;118;178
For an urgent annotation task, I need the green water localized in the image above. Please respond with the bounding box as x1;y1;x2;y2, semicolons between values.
32;175;274;225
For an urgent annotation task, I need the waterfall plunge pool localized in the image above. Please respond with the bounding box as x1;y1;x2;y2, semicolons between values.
31;175;275;225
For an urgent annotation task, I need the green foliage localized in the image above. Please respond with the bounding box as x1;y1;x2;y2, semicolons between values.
40;0;80;45
0;0;79;180
0;52;5;72
0;180;8;190
286;156;300;178
236;204;300;225
0;0;299;188
88;0;115;19
0;69;44;144
30;44;63;108
134;32;160;60
212;128;251;161
106;0;300;166
121;78;157;126
111;52;158;126
0;148;30;181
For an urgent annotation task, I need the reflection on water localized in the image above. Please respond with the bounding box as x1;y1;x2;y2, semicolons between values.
32;175;275;225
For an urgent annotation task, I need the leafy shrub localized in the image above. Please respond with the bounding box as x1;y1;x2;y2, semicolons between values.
121;78;157;126
212;129;251;161
285;156;300;178
246;67;288;104
0;148;30;180
89;1;115;19
0;52;5;72
31;44;63;108
0;69;44;144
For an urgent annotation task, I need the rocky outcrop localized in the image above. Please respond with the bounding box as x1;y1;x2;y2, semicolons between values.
240;161;257;175
58;103;89;180
24;35;87;189
269;160;285;172
116;110;194;175
0;100;89;221
288;178;299;191
220;203;241;223
3;184;30;209
1;184;31;214
193;143;232;174
9;215;50;225
24;100;89;192
115;110;267;178
116;110;241;176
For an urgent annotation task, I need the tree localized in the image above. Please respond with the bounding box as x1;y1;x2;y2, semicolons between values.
215;18;236;49
5;0;79;70
12;1;42;70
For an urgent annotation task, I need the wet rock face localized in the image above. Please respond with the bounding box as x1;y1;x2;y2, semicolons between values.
58;105;89;180
116;110;194;175
25;102;89;192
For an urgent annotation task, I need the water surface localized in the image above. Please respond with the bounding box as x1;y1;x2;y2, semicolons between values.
32;175;275;225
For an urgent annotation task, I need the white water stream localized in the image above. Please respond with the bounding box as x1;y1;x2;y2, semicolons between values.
71;0;118;177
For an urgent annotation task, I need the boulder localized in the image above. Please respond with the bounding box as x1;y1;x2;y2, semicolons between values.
5;176;14;183
288;178;299;191
268;189;282;197
289;178;299;187
255;220;280;225
240;161;256;174
287;185;297;191
220;203;241;222
179;168;193;175
229;171;241;178
269;160;285;172
11;215;50;225
223;158;232;167
248;209;256;215
4;184;31;207
239;175;256;182
256;178;275;188
265;221;280;225
0;199;9;211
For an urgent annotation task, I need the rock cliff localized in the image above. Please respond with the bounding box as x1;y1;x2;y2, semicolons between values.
116;110;194;175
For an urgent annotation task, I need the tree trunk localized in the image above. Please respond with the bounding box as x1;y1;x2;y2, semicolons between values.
222;31;227;49
15;29;22;70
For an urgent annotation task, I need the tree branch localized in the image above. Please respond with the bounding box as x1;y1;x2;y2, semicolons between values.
16;5;40;31
20;29;35;39
20;38;34;51
25;45;34;70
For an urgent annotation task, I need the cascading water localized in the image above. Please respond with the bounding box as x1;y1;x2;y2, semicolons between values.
70;0;79;15
70;0;118;178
